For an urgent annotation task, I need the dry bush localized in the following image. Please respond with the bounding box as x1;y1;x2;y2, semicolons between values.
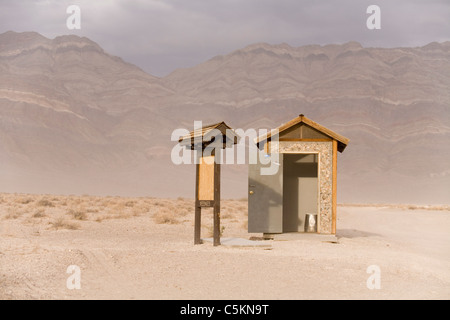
143;198;155;206
4;206;21;219
16;196;34;205
131;203;150;216
172;203;191;217
36;199;54;207
86;207;100;213
220;209;235;220
153;207;180;224
152;201;164;207
124;200;136;208
32;209;46;218
103;198;118;207
67;209;87;221
151;199;174;208
49;216;79;230
175;198;194;212
98;201;133;220
67;197;83;207
206;225;226;237
109;202;127;215
89;197;149;221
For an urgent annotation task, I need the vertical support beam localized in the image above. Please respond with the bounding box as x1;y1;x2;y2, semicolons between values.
332;140;338;234
194;162;202;245
213;158;221;246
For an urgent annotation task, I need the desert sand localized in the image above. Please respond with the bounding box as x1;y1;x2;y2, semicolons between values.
0;193;449;300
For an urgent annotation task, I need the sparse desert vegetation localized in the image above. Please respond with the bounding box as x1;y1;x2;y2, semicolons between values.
1;193;447;235
0;193;249;235
2;192;448;236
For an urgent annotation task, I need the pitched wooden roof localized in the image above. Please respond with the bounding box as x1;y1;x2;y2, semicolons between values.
179;121;239;149
255;114;350;152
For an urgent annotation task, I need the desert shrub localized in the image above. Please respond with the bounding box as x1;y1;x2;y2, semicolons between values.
220;210;235;219
4;206;21;219
110;203;126;215
124;201;136;207
206;225;226;237
49;217;79;230
37;199;54;207
32;209;46;218
131;204;150;216
67;209;87;220
153;208;180;224
17;196;34;204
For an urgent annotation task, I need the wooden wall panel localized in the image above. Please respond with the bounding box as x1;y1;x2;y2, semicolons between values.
332;140;337;234
198;155;215;200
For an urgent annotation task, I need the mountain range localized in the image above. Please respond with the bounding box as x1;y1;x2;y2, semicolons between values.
1;31;449;204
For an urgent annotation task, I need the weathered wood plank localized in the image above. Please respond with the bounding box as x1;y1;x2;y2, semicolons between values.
332;140;338;234
198;155;215;201
194;162;201;245
213;160;221;246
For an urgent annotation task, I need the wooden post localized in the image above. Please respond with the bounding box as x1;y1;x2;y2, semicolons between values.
213;156;221;246
194;162;201;245
332;140;338;234
183;122;238;246
194;152;221;246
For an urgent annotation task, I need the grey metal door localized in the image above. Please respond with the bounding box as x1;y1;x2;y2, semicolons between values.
248;153;283;233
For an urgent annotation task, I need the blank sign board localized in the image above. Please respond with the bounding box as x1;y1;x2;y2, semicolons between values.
198;155;215;201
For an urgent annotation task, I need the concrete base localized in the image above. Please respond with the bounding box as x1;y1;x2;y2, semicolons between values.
201;237;272;248
263;232;339;243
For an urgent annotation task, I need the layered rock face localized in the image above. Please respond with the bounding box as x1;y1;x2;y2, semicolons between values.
1;31;449;203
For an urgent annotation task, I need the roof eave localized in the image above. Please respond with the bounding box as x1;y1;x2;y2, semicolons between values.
255;114;349;152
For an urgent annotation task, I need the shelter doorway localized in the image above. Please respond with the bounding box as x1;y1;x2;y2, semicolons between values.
248;152;319;234
282;153;318;232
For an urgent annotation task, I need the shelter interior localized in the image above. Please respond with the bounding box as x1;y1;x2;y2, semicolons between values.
283;153;318;232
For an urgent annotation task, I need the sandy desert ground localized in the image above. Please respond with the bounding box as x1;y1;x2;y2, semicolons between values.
0;193;449;300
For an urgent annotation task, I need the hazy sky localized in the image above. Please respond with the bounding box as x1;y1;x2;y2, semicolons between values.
1;0;449;76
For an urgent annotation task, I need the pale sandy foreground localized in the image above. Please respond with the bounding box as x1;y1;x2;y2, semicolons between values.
0;194;449;299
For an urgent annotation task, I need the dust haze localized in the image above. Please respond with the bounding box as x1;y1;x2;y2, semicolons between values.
0;32;449;204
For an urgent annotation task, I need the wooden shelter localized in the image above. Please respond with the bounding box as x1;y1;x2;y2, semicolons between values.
179;122;239;246
248;114;349;235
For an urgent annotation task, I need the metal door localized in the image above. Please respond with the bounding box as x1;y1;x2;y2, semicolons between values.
248;153;283;233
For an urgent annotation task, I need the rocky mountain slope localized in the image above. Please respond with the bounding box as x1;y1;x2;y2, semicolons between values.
1;31;449;203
